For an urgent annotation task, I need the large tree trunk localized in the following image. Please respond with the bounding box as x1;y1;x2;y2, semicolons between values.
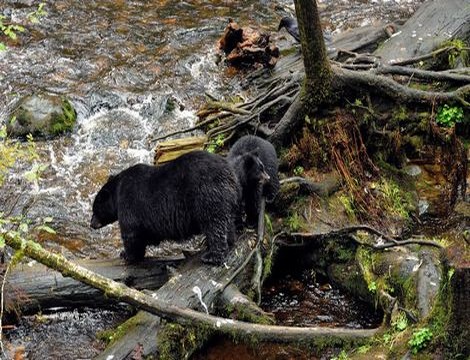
294;0;333;111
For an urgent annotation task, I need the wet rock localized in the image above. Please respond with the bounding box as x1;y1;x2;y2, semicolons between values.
4;0;36;7
8;93;77;138
416;250;441;318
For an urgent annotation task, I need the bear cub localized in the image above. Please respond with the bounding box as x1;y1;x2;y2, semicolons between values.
227;135;279;228
90;150;240;266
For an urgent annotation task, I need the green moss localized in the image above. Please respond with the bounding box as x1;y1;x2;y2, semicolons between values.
224;303;274;325
280;47;298;57
97;313;146;346
441;39;469;68
157;322;213;360
338;194;356;220
374;177;414;219
51;98;76;135
392;106;408;123
262;248;274;282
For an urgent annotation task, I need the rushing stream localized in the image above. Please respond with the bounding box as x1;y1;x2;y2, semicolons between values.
1;0;424;358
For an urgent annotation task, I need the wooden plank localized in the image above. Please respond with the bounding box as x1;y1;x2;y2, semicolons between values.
154;136;207;164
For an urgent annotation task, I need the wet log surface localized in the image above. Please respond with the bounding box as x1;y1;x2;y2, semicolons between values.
374;0;470;64
5;256;183;314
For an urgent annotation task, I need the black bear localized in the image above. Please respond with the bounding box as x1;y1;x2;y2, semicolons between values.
90;151;240;265
227;135;280;227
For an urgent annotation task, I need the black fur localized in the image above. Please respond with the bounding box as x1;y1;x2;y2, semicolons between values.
228;135;279;227
90;151;240;265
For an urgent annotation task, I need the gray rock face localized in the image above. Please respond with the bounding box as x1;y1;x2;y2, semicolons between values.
375;0;470;65
8;93;76;138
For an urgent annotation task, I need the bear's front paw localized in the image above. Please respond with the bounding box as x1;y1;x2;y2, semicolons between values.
120;250;143;265
201;251;226;266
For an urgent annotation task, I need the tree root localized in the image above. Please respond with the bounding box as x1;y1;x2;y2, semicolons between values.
277;224;444;250
336;66;470;107
374;65;470;83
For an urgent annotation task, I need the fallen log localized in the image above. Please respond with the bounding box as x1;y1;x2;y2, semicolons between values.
374;0;470;65
95;283;273;360
5;256;183;315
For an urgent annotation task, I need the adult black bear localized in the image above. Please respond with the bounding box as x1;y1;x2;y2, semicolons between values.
227;135;279;227
90;151;240;265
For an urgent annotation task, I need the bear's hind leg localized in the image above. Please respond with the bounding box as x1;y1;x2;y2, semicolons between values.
120;230;146;264
201;222;230;266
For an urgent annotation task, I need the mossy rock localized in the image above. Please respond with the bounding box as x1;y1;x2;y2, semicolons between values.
8;93;77;138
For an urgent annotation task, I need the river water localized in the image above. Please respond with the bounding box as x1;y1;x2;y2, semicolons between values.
1;0;423;358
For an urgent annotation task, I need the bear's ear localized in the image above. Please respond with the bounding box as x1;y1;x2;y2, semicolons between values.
243;153;257;168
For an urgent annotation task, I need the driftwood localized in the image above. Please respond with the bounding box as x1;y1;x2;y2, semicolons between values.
218;19;279;68
97;229;269;360
5;256;183;315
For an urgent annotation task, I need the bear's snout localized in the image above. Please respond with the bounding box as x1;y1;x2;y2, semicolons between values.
260;170;270;183
90;215;103;229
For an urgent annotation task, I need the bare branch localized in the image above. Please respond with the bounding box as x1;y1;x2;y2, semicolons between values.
388;46;457;67
281;225;444;250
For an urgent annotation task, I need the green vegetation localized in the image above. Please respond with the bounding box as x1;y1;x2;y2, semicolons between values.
356;344;371;354
332;349;350;360
206;134;225;153
374;178;413;219
285;211;302;232
392;312;408;332
51;98;77;135
442;39;469;68
0;126;53;260
338;194;356;220
27;2;47;24
293;165;304;176
408;327;433;354
367;281;377;294
435;104;464;128
157;322;213;360
0;15;25;50
1;2;46;50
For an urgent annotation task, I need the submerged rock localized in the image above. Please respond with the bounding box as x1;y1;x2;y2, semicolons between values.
8;93;77;138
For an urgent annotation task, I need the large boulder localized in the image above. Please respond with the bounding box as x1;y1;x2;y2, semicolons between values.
8;93;77;138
